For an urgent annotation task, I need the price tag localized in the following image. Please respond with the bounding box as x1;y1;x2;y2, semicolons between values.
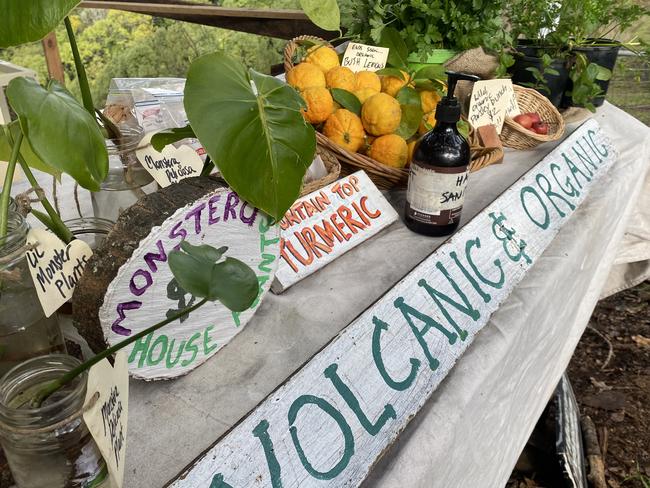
83;350;129;488
341;43;389;72
468;79;520;134
25;228;93;317
136;144;204;187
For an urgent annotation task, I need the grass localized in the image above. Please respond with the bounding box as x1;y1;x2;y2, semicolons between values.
606;55;650;125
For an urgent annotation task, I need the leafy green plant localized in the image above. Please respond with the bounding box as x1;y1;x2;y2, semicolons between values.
342;0;507;59
28;241;258;407
521;53;561;94
567;53;612;111
299;0;341;33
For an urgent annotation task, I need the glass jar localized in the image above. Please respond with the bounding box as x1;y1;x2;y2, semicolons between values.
0;211;66;376
0;355;108;488
64;217;114;251
91;125;156;223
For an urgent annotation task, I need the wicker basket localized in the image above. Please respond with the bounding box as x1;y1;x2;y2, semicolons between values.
500;85;566;150
300;146;340;196
285;36;503;190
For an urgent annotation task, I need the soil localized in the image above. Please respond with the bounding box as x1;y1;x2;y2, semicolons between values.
509;280;650;488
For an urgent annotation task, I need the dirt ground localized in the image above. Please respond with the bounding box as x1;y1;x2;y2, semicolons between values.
509;280;650;488
568;280;650;487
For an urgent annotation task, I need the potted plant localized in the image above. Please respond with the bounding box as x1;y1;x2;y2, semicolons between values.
342;0;507;68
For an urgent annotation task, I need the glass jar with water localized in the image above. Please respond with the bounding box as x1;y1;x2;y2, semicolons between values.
0;211;66;376
91;126;156;223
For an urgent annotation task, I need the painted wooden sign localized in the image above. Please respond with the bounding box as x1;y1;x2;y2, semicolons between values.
73;177;280;380
168;120;616;487
272;171;398;293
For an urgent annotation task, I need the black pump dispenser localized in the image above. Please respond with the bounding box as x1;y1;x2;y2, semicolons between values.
404;71;480;237
435;71;481;123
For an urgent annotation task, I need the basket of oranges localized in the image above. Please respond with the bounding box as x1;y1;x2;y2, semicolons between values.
284;36;503;189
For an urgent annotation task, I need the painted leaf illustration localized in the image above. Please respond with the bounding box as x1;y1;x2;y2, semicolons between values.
0;0;81;47
184;52;316;221
6;77;108;191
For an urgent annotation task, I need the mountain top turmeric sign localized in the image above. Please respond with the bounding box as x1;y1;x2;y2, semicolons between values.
272;171;398;293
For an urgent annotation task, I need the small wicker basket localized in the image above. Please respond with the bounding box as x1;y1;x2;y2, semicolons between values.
285;36;503;190
300;146;340;196
500;85;566;150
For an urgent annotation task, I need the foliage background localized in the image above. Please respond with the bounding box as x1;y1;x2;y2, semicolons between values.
0;0;301;106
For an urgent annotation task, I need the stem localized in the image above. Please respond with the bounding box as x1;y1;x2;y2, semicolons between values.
64;16;95;116
18;161;74;244
0;129;22;238
201;156;215;177
4;127;75;243
32;297;209;407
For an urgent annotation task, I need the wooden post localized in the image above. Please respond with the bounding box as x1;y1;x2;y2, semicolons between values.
41;32;66;84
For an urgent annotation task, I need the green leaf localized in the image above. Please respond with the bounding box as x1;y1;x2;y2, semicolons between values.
151;125;197;152
168;244;259;311
595;66;612;81
395;104;423;139
413;65;447;82
376;67;406;80
0;124;61;179
331;88;361;116
457;120;470;141
0;0;80;47
6;78;107;191
299;0;340;32
396;87;420;107
210;257;259;312
179;241;227;263
184;52;316;221
379;27;409;70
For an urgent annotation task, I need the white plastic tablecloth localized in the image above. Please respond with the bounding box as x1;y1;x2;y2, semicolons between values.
9;103;650;487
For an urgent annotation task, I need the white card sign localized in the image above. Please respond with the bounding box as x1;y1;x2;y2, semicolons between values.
272;171;398;293
136;144;204;187
169;120;617;487
83;350;129;488
25;229;93;317
341;43;389;72
468;79;520;134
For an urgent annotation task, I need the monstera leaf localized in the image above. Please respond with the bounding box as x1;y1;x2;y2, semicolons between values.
184;52;316;221
0;124;61;178
6;77;108;191
0;0;80;47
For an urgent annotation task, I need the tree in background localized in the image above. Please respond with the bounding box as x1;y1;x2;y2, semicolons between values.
0;1;298;106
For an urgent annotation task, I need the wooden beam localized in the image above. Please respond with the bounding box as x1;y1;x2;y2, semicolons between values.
79;1;335;40
41;32;66;84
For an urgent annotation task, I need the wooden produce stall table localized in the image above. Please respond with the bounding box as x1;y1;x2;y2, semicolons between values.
12;103;650;487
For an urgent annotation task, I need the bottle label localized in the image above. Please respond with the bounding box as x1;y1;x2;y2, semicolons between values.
406;165;469;225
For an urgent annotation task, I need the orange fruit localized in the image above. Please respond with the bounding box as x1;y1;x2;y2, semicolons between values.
381;70;410;97
286;62;326;91
326;66;356;91
304;45;340;74
355;71;381;93
301;87;334;124
419;110;437;135
368;134;408;168
420;90;442;114
323;109;366;153
361;92;401;136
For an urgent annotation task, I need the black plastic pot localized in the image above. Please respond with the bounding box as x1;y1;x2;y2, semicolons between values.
509;54;570;108
561;40;621;108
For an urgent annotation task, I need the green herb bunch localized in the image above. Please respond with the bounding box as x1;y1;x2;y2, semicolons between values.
342;0;507;59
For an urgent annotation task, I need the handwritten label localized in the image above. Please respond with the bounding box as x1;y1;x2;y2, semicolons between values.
25;228;93;317
83;350;129;488
341;43;389;72
272;171;398;293
136;144;204;187
468;79;520;134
